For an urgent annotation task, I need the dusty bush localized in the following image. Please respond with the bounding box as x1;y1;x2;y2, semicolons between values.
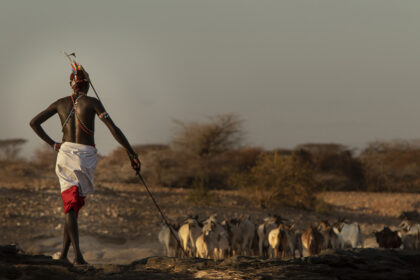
32;144;57;170
95;141;263;190
314;199;333;215
230;152;318;209
96;144;169;184
196;147;262;189
141;147;261;189
227;147;263;173
0;159;39;178
96;143;199;187
295;143;364;191
0;138;27;160
361;140;420;192
95;115;257;189
185;175;216;206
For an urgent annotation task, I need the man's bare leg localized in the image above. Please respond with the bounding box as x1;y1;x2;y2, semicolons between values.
59;221;71;261
65;210;87;264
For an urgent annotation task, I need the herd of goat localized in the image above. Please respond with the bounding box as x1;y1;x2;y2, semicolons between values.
158;214;420;260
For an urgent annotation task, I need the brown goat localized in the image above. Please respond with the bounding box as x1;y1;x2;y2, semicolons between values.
375;227;401;249
301;225;324;256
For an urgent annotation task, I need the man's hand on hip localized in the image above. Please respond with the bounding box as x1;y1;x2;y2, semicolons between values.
53;142;62;152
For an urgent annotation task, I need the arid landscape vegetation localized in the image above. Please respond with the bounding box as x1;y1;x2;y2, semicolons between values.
2;114;420;279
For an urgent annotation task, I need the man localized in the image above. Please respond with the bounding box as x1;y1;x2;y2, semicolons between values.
30;64;141;264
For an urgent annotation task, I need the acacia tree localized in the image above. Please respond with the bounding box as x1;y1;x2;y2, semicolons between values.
171;114;244;157
164;114;246;190
0;138;27;160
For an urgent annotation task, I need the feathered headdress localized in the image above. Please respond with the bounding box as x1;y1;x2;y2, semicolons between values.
63;52;90;83
63;51;102;101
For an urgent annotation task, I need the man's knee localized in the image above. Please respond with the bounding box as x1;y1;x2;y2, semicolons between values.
65;209;78;221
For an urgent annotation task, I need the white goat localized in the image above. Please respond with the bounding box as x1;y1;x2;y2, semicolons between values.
333;221;364;248
226;217;255;256
195;222;219;259
257;216;283;256
214;230;230;260
178;217;202;257
268;225;283;258
399;220;420;250
202;216;231;259
268;224;299;258
399;220;420;235
158;223;180;257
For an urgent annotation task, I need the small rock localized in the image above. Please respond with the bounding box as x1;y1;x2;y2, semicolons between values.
52;251;61;260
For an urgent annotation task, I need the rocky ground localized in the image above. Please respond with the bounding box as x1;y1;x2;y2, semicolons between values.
2;172;420;278
2;244;420;280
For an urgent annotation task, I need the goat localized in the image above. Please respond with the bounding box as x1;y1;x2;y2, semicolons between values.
257;215;284;256
398;220;420;250
332;219;364;248
158;223;180;257
178;217;202;257
225;216;255;256
374;226;402;249
195;221;220;259
399;219;420;235
317;220;342;250
301;225;324;256
268;224;286;258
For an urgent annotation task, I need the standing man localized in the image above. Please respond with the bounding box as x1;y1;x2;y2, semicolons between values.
30;63;141;264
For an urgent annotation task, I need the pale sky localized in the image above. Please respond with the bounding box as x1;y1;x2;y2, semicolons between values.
2;0;420;157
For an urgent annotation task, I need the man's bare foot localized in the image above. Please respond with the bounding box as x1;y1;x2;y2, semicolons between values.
73;257;88;265
58;254;70;262
56;255;71;265
59;256;69;261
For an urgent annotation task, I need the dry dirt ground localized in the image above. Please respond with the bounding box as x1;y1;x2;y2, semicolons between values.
2;175;420;279
2;244;420;280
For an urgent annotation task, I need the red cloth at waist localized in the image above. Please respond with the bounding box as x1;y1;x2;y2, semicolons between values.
61;185;85;217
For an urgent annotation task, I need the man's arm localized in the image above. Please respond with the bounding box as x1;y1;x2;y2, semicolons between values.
29;101;59;148
93;99;141;172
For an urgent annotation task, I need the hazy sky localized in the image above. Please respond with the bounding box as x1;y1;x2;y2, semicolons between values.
2;0;420;157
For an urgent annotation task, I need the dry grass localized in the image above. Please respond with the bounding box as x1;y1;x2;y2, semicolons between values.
318;191;420;218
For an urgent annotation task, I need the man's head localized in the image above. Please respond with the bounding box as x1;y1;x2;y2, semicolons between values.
70;67;90;93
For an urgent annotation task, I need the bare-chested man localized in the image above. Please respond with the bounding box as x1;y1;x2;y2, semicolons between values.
30;64;141;264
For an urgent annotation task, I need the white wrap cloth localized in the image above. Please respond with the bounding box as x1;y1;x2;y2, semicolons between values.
55;142;97;197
